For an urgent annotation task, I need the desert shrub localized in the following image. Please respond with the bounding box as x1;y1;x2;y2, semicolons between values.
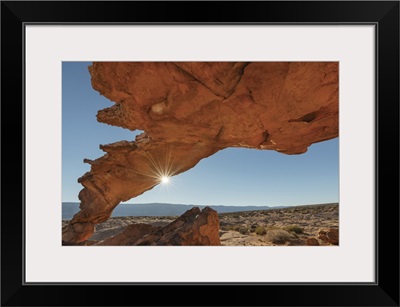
221;225;237;231
284;225;304;234
255;226;267;236
238;226;249;235
225;225;246;233
224;225;250;235
266;229;294;244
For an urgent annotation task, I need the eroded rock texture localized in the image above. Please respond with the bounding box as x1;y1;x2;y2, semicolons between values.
62;62;338;244
306;238;320;246
95;207;220;246
96;223;156;246
318;228;339;245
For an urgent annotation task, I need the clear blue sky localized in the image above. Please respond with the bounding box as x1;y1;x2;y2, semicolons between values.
62;62;339;207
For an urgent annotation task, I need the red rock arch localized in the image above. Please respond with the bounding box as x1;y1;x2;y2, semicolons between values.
62;62;338;244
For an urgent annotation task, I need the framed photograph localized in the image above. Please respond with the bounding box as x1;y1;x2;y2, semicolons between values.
2;1;399;306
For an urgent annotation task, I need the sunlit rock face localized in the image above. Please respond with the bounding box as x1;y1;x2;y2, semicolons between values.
62;62;338;244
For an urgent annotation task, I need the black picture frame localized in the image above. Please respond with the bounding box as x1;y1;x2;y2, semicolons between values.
1;1;399;306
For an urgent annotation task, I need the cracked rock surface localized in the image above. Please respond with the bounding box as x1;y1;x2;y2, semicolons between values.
62;62;338;244
94;207;220;246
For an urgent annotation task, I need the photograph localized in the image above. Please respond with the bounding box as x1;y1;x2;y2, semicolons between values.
2;0;398;305
62;61;339;247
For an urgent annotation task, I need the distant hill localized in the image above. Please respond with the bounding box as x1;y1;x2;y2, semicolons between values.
62;202;288;220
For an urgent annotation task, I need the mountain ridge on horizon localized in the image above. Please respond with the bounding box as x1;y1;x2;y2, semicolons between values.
62;202;337;220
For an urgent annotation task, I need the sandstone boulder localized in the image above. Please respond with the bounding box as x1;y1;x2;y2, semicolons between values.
96;223;156;246
94;207;220;246
306;237;320;246
318;228;339;245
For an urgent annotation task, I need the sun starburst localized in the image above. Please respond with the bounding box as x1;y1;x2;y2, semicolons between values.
161;176;170;184
130;145;185;190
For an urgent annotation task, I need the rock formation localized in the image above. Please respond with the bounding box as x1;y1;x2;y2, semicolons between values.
62;62;338;244
306;237;320;246
318;228;339;245
96;223;156;246
95;207;220;246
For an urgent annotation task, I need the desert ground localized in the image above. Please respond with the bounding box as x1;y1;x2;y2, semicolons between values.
62;203;338;246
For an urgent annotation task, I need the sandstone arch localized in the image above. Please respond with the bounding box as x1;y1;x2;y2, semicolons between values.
62;62;338;244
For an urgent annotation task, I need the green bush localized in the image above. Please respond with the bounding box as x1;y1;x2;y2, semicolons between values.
225;225;249;234
284;225;304;234
238;226;249;235
255;226;267;236
266;229;294;244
